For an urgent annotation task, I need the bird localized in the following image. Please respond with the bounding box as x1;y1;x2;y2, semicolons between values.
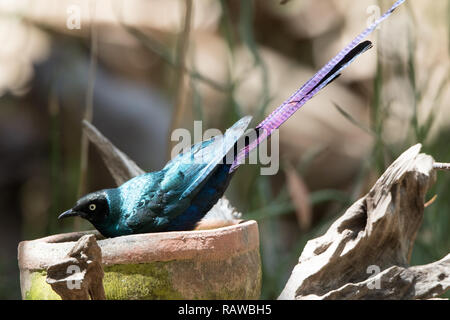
58;0;406;238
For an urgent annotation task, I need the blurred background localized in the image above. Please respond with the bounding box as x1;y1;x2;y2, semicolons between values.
1;0;449;299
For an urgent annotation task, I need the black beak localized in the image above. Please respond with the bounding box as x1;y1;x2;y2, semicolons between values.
58;209;80;220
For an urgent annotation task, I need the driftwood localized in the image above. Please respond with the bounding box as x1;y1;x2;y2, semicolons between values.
279;144;449;300
82;121;449;299
46;234;106;300
82;120;241;228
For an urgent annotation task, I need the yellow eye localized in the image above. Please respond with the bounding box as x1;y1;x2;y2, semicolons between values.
89;204;96;211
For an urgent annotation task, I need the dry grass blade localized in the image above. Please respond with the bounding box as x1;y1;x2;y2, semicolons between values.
333;102;375;137
424;194;438;208
284;161;312;231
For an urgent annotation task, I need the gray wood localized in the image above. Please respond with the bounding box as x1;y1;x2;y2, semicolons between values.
46;235;105;300
280;144;449;300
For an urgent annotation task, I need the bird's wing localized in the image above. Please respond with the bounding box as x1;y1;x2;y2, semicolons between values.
162;116;252;200
123;116;252;231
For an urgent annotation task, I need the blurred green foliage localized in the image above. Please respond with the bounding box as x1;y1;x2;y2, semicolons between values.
2;0;449;300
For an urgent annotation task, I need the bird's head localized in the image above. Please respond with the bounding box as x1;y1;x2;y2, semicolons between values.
59;190;110;224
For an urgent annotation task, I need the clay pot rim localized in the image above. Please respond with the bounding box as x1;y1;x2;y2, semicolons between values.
18;220;259;271
31;219;245;244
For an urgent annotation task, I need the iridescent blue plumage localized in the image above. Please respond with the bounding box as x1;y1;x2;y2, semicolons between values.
60;117;251;237
110;117;252;236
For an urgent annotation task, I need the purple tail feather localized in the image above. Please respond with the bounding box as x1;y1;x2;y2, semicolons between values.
230;0;405;173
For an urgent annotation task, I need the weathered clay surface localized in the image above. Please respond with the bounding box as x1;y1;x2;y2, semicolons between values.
46;234;105;300
279;144;449;300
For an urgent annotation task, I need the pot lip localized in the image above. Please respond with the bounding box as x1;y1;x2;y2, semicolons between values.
18;220;259;271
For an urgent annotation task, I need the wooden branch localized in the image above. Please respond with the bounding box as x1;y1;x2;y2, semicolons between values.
82;120;144;185
320;254;450;300
46;235;105;300
280;144;449;300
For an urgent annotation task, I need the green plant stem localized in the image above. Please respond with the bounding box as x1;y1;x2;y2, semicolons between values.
77;1;98;229
48;87;61;235
166;0;193;161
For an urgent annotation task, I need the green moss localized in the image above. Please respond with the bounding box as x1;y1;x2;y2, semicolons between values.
25;271;61;300
103;263;183;300
25;263;182;300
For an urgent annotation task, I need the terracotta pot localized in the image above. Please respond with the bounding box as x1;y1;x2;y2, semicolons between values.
18;220;261;300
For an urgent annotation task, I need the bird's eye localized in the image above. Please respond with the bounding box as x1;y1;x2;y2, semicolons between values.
89;204;96;211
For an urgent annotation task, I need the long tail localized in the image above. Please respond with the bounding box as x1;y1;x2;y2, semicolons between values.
230;0;406;172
